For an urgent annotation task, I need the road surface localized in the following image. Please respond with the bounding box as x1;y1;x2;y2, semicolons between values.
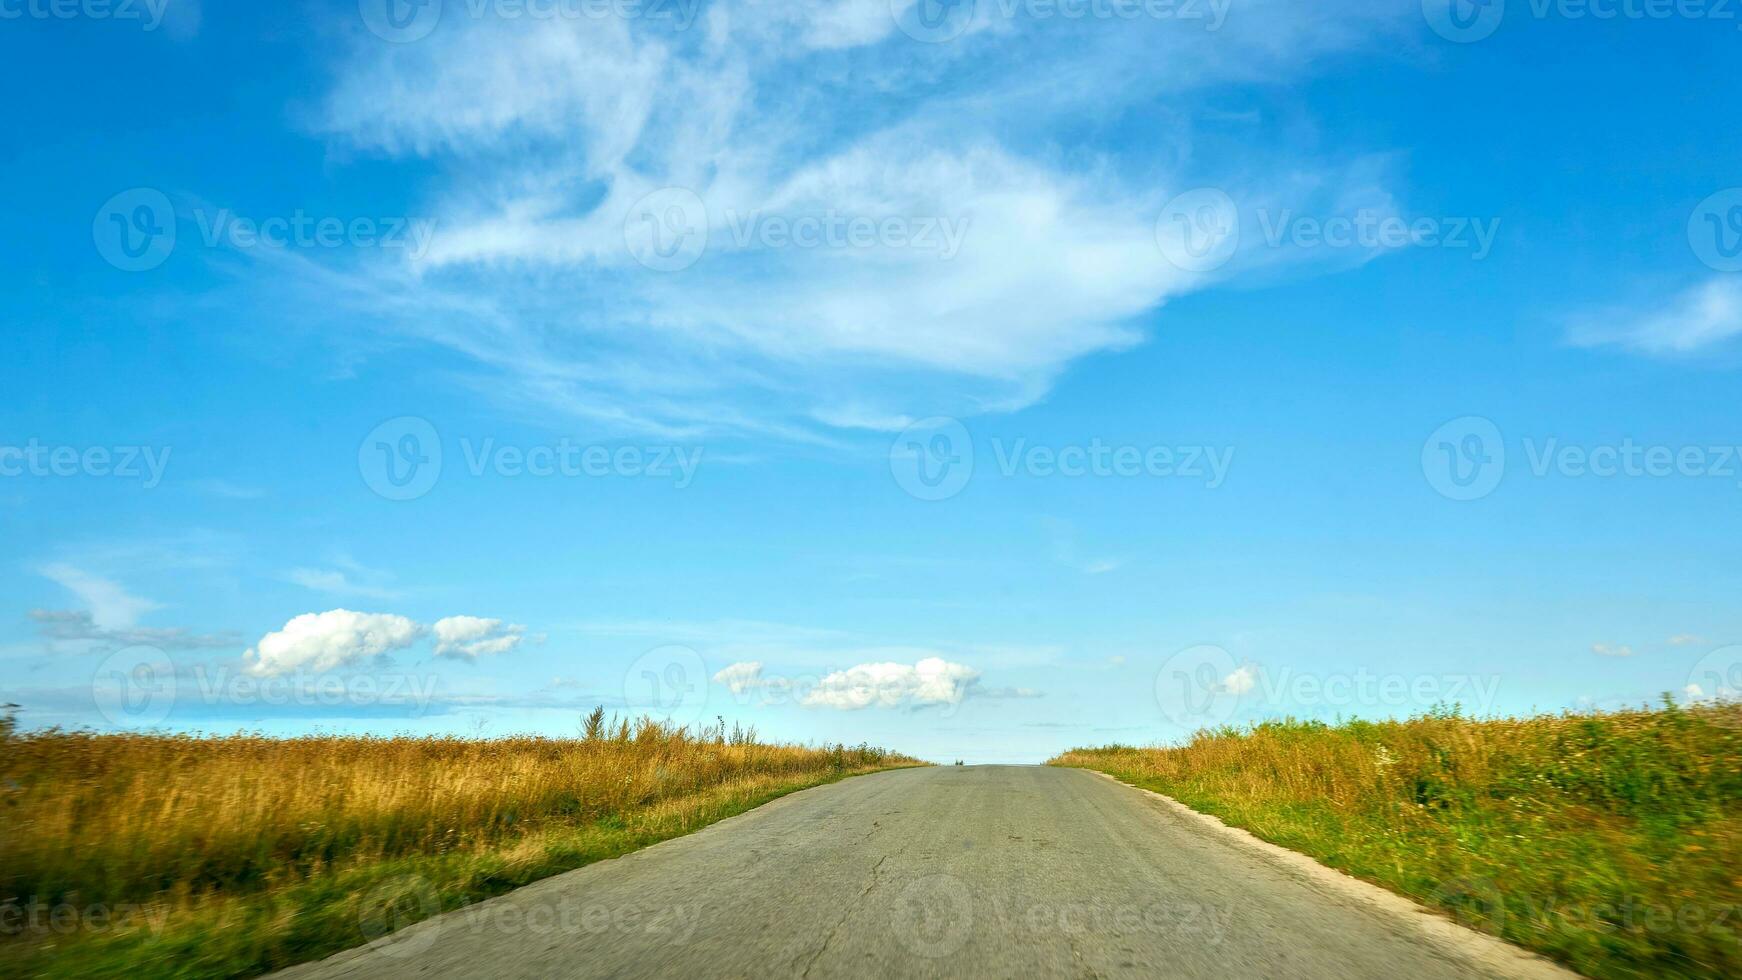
274;766;1572;979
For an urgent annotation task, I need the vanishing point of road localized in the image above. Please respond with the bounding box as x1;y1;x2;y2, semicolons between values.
274;766;1574;979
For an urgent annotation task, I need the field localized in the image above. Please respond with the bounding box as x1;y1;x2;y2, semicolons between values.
1051;701;1742;979
0;712;921;979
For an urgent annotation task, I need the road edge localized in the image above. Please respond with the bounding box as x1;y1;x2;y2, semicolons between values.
266;765;925;980
1077;769;1584;980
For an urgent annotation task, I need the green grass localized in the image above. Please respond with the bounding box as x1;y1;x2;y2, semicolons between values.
1;721;921;979
5;766;914;979
1051;701;1741;979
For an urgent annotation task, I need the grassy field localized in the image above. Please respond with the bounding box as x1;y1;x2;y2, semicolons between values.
0;712;921;979
1051;701;1741;979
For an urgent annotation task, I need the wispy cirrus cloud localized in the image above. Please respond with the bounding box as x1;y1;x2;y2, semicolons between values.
37;563;160;630
1566;277;1742;358
28;609;241;653
213;1;1423;439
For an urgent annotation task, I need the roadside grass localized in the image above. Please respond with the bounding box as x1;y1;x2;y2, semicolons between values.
1;712;922;979
1050;701;1741;980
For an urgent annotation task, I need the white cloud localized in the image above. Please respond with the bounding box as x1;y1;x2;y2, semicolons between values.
712;661;765;695
1669;634;1705;646
1567;277;1742;357
801;657;980;709
29;609;239;652
38;563;160;630
244;609;423;676
1221;665;1256;695
285;565;403;600
247;1;1419;438
1685;683;1705;698
1591;643;1636;658
431;616;526;659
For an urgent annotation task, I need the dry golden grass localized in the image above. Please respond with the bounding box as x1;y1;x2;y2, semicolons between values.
0;713;920;977
1052;702;1742;979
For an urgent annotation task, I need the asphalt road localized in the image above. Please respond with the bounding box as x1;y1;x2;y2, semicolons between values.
274;766;1571;979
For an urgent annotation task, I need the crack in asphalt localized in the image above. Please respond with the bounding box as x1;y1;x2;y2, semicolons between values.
799;853;891;978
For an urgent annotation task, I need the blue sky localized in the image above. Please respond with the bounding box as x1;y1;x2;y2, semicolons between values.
3;0;1740;763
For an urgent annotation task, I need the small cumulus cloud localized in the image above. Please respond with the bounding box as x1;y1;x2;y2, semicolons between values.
243;609;526;676
1591;643;1635;658
432;616;525;659
802;657;980;710
713;661;765;695
1221;665;1256;695
712;656;994;708
244;610;423;676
